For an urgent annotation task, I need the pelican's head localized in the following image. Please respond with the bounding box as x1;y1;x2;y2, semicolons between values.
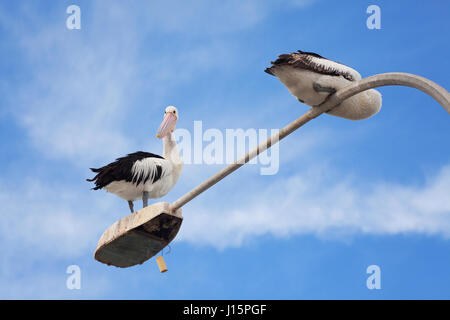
157;105;179;139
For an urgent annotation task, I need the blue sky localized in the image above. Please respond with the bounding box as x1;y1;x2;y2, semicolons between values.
0;0;449;299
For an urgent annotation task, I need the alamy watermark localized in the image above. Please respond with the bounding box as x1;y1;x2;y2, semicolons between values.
66;5;81;30
174;121;280;175
366;5;381;30
366;265;381;290
66;265;81;290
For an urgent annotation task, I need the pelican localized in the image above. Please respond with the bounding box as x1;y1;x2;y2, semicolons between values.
265;50;382;120
87;106;182;213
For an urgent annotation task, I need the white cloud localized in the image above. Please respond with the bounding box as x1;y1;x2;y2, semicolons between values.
3;1;279;166
0;269;110;299
140;0;317;35
0;180;116;258
0;178;117;298
143;0;267;35
0;0;318;166
179;164;450;249
0;131;448;297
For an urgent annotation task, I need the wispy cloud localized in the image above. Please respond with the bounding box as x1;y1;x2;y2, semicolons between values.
0;3;229;165
0;178;116;299
0;267;110;299
0;180;112;258
2;163;448;297
179;164;450;249
142;0;267;35
1;0;317;166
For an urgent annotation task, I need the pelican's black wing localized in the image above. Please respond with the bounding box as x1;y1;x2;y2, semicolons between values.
265;50;355;81
87;151;165;190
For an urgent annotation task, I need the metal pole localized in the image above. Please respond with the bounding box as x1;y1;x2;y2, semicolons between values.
171;72;449;211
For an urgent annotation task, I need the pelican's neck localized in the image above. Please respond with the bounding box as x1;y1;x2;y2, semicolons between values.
162;132;182;166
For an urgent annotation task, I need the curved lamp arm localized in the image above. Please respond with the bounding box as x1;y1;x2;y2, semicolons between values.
315;72;449;116
171;72;449;210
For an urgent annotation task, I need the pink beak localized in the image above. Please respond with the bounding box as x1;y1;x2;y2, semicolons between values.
157;112;177;139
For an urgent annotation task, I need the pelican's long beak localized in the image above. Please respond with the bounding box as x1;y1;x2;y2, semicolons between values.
157;112;177;139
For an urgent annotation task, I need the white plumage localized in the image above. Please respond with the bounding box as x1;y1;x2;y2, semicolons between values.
88;106;182;213
265;50;382;120
104;158;177;201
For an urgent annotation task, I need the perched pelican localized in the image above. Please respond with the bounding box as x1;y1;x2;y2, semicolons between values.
87;106;182;213
265;50;382;120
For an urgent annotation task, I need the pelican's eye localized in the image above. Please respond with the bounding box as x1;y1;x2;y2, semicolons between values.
173;110;176;114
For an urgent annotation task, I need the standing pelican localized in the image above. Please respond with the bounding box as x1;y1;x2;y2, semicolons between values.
265;50;382;120
87;106;182;213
